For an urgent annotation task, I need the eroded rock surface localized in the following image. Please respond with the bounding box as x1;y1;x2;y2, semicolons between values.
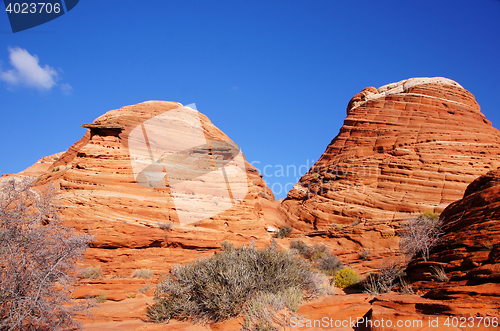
6;82;500;329
280;78;500;257
1;101;280;322
27;101;276;250
406;168;500;316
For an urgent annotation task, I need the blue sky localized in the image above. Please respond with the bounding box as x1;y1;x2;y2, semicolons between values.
1;0;499;199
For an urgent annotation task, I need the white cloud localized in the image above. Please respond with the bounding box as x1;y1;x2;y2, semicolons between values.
0;47;59;91
60;83;73;95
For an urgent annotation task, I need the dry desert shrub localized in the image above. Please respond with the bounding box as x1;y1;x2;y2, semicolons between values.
364;212;444;296
158;222;173;230
96;292;107;304
274;225;293;239
399;212;443;261
81;265;102;280
242;287;302;331
289;241;344;276
289;240;313;259
0;177;93;330
317;253;344;277
147;241;324;324
131;268;154;279
363;259;407;296
359;249;371;261
430;265;449;282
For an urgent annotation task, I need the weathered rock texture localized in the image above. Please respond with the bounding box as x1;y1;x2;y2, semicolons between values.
2;101;279;313
33;101;275;249
281;78;500;235
407;168;500;316
6;82;500;330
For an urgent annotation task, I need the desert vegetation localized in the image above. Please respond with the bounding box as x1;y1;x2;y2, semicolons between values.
157;222;173;230
363;260;407;295
399;211;442;261
0;177;92;330
81;265;103;280
274;225;293;238
289;240;345;277
147;241;327;329
430;265;449;282
131;268;154;279
334;268;361;288
363;212;444;295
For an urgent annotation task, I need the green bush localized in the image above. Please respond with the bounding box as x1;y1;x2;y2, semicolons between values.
147;242;323;324
333;268;360;288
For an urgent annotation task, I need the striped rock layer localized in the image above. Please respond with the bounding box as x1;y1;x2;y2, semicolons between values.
281;77;500;232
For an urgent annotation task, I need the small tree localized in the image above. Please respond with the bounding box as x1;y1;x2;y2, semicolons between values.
399;212;442;261
0;177;92;330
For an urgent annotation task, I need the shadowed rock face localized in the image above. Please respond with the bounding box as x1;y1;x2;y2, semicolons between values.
281;78;500;235
407;168;500;310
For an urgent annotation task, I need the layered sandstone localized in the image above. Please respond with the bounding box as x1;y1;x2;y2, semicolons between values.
406;168;500;314
281;78;500;236
32;101;275;249
2;101;279;310
6;81;500;329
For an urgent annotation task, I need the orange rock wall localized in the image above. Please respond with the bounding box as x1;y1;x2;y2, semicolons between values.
407;168;500;311
281;78;500;232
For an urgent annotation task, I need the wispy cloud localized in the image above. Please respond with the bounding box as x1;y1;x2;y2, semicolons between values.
0;47;70;92
60;83;73;95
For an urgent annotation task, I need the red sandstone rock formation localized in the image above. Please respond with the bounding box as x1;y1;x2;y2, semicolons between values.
31;101;275;249
281;77;500;239
6;80;500;329
1;101;279;316
406;168;500;316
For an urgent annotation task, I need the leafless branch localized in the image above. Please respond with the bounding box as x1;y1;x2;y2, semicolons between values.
0;177;93;330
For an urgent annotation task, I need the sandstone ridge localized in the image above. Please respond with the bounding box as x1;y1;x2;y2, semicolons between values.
407;167;500;316
3;101;281;315
4;79;500;330
35;100;276;249
281;77;500;239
